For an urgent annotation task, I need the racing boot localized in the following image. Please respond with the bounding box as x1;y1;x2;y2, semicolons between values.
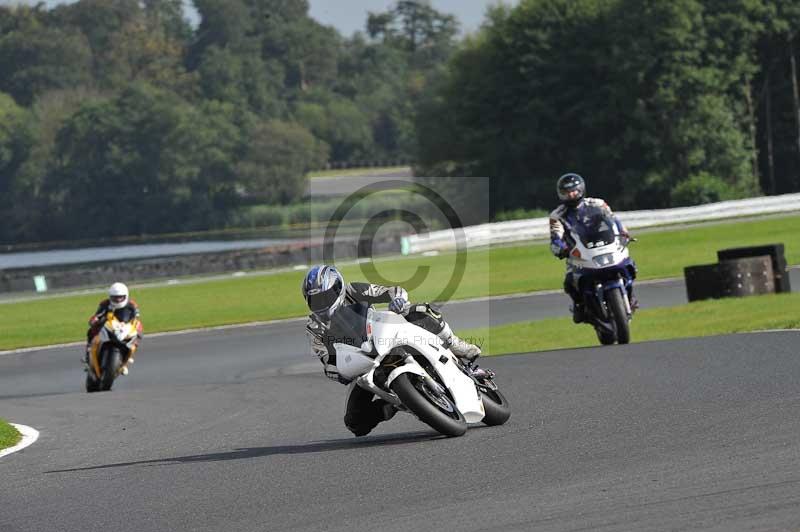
468;366;493;381
438;323;481;362
571;303;586;324
628;288;639;312
120;357;134;376
381;402;397;421
80;343;90;370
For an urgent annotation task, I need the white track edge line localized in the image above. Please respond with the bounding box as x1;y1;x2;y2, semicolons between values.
0;424;40;459
739;328;800;334
0;316;308;356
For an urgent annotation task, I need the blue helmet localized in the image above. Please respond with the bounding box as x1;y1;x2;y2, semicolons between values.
557;173;585;207
302;265;345;319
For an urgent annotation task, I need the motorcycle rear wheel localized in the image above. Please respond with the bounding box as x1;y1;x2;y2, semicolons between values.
391;373;467;437
596;327;616;345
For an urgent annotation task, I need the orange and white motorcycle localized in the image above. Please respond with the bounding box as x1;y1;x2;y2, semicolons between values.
86;309;140;393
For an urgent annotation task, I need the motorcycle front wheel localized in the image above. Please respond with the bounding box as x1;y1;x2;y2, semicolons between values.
479;387;511;426
391;373;467;437
606;288;631;344
99;346;122;391
85;372;100;393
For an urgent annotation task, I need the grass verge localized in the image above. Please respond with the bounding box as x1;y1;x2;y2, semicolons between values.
0;215;798;350
0;419;21;451
308;166;410;179
463;292;800;355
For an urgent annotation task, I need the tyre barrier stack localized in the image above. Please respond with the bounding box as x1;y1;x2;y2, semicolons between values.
717;244;791;294
684;243;788;302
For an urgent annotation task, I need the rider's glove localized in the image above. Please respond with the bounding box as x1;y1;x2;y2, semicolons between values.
620;231;634;244
551;240;570;259
388;297;410;315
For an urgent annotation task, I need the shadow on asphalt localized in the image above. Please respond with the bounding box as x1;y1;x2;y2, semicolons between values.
46;431;444;473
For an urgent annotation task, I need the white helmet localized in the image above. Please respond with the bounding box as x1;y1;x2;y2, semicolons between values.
108;282;129;310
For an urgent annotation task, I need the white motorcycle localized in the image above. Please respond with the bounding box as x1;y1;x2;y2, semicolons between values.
333;304;511;437
562;204;637;345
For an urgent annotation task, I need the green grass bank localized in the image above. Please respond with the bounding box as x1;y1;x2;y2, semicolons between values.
0;419;21;451
307;166;410;179
463;292;800;355
0;215;798;350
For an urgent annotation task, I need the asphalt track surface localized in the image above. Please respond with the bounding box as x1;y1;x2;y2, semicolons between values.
2;275;799;531
0;276;711;398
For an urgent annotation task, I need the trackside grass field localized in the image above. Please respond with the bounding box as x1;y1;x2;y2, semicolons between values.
0;419;21;451
307;166;409;179
463;292;800;355
0;215;798;350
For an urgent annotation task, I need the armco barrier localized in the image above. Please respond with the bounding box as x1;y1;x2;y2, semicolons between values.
402;193;800;254
0;235;402;295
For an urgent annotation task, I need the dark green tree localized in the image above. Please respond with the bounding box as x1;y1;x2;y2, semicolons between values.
417;0;762;213
367;0;459;68
236;119;328;203
0;6;93;106
754;0;800;194
0;92;34;241
48;83;242;237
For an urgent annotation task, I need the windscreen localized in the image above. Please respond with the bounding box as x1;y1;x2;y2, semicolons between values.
113;307;136;322
572;205;617;248
328;303;369;347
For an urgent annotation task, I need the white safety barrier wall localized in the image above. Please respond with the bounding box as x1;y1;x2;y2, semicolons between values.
401;193;800;255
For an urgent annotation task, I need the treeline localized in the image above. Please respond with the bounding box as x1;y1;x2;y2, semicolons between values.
4;0;800;246
416;0;800;214
0;0;457;243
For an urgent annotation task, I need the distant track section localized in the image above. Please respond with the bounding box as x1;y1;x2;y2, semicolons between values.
402;193;800;254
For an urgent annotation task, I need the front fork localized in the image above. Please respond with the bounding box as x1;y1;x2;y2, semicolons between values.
589;277;633;320
603;279;633;318
89;336;103;377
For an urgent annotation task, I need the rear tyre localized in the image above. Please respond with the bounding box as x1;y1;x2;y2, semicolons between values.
479;387;511;426
391;373;467;437
99;347;122;391
606;288;631;344
596;327;616;346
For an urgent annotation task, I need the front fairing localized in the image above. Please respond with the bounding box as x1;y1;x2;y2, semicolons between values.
97;313;139;350
565;205;629;270
566;243;630;270
366;310;485;423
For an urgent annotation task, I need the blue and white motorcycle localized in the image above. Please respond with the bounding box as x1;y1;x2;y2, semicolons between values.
562;204;637;345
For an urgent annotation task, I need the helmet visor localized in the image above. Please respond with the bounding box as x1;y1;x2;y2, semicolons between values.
308;281;342;314
110;295;126;305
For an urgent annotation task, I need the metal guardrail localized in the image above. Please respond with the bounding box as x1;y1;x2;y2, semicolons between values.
401;193;800;255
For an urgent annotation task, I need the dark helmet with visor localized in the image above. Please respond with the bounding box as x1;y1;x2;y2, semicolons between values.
302;265;345;320
556;173;586;207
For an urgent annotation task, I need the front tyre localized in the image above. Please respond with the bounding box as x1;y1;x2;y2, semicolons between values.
391;373;467;437
606;288;631;344
478;386;511;426
85;372;100;393
99;346;122;391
